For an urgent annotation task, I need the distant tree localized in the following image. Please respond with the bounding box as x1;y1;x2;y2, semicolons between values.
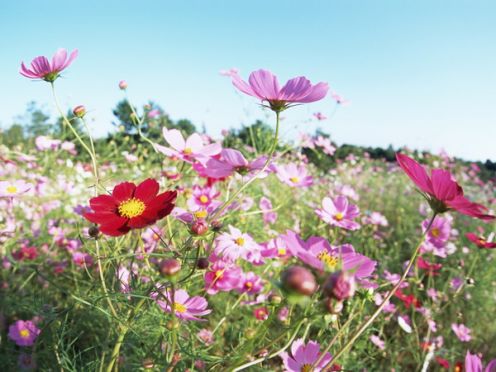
223;120;278;155
16;102;53;137
0;124;25;147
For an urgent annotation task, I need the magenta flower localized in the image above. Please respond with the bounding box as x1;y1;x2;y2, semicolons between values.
214;225;259;261
8;320;41;347
452;323;472;342
280;338;332;372
154;288;211;321
20;48;78;82
423;215;451;248
0;180;32;198
275;163;313;188
261;236;292;259
204;259;242;295
231;69;329;112
237;271;264;295
396;153;495;220
465;351;496;372
281;230;376;279
315;196;360;230
155;129;221;163
313;112;327;121
187;185;221;212
201;149;268;179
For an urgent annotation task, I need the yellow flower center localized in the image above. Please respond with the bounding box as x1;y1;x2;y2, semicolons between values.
317;251;339;270
334;212;344;221
118;198;146;218
152;233;160;241
194;209;208;219
173;302;187;313
301;364;313;372
215;270;224;279
6;185;18;194
183;147;193;155
245;281;253;289
289;177;300;184
199;195;209;204
235;237;245;246
277;248;287;256
431;228;440;238
478;238;486;245
19;329;30;338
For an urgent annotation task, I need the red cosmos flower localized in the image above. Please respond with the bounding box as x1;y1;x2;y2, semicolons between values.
417;257;442;276
465;232;496;249
83;179;177;236
394;289;422;309
396;153;495;221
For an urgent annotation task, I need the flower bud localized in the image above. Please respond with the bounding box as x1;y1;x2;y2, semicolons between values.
325;297;344;314
88;225;100;238
119;80;128;90
191;220;209;236
159;259;181;277
197;257;209;270
210;220;223;232
142;358;154;369
323;271;356;301
281;266;317;296
73;105;86;118
269;294;282;304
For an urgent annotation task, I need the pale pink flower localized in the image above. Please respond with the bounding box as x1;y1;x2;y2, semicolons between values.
201;149;268;179
452;323;472;342
35;136;61;151
214;226;259;261
0;180;32;198
259;197;277;225
275;163;313;188
219;67;239;77
313;112;327;121
155;129;221;163
315;196;360;230
314;136;336;156
154;288;211;321
280;338;332;372
370;335;385;350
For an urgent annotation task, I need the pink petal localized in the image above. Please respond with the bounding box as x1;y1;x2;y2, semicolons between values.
396;153;433;194
248;69;281;101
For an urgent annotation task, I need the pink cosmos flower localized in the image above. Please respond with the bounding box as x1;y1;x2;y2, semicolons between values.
8;320;41;347
313;112;327;121
219;67;239;77
187;185;221;212
0;180;32;198
197;329;214;345
363;211;388;227
259;196;278;225
155;129;221;163
214;226;259;261
465;232;496;249
35;136;61;151
370;335;385;350
331;91;350;106
204;259;242;295
154;288;211;321
281;230;376;279
299;133;315;149
314;136;336;156
231;69;329;112
20;48;78;82
465;351;496;372
254;307;269;321
315;196;360;230
237;271;264;295
261;236;292;259
280;338;332;372
275;163;313;188
452;323;472;342
423;216;451;248
201;149;268;179
396;153;495;220
72;251;93;267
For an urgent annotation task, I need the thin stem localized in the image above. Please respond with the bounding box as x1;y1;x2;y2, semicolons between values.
125;93;158;152
321;213;438;368
209;110;280;222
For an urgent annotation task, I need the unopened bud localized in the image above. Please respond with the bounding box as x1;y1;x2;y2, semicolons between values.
119;80;128;90
325;297;344;314
322;271;356;301
210;220;223;232
269;294;282;304
191;220;209;236
73;105;86;118
197;257;209;270
159;259;181;277
281;266;317;296
88;225;100;238
142;358;154;369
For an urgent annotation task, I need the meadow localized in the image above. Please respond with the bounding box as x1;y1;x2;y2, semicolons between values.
1;49;495;371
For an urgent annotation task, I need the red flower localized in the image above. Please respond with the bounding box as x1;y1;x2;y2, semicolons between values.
83;178;177;236
394;289;422;309
417;257;442;276
396;153;494;221
435;356;450;369
253;307;269;321
465;232;496;249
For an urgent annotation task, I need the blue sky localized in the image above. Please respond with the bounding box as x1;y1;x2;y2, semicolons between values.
1;0;495;161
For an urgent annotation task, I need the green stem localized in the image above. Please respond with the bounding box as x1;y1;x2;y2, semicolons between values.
125;93;158;152
209;111;280;222
321;213;437;368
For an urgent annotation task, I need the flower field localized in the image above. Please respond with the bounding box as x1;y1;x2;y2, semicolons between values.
1;49;495;371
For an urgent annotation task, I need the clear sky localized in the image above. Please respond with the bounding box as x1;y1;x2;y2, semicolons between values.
1;0;495;161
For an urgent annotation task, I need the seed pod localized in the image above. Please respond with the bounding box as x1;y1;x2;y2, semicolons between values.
88;225;100;238
197;257;209;270
281;266;317;296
